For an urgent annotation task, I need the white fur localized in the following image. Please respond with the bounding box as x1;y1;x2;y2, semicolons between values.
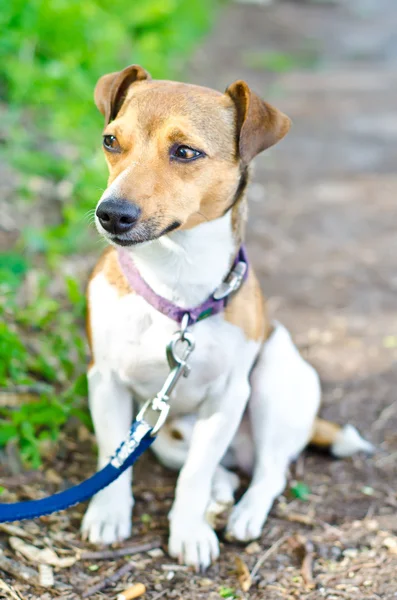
331;424;375;457
83;211;322;569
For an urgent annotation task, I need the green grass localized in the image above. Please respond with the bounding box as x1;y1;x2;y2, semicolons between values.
0;0;218;466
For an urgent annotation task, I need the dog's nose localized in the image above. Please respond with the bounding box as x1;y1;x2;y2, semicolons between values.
96;199;141;235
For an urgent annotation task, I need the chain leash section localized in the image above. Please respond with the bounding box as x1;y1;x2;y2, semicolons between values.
136;313;195;436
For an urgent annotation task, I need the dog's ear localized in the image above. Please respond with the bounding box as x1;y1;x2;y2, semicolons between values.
226;80;291;165
94;65;151;124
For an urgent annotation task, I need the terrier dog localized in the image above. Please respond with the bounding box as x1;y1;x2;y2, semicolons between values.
82;65;371;570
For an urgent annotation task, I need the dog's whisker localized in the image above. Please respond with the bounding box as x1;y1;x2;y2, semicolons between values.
81;209;97;223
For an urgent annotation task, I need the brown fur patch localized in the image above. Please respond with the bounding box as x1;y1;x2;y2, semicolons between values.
310;418;341;447
86;247;133;365
90;247;132;297
224;267;270;342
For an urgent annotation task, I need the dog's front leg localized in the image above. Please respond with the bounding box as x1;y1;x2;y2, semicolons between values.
82;366;133;544
168;376;251;571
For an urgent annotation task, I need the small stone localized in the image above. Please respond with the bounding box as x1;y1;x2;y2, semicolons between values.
45;469;63;485
383;537;397;553
147;548;164;558
343;548;358;558
198;578;213;587
330;546;342;560
245;541;261;555
141;491;155;502
365;519;379;531
39;564;54;587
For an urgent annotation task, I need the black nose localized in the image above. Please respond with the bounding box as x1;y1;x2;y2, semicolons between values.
96;199;141;235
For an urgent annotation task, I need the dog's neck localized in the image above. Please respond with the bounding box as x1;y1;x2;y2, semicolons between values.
129;211;238;308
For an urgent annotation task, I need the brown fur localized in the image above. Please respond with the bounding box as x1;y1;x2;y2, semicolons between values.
310;418;341;447
224;269;270;342
226;80;291;165
86;247;132;365
89;247;132;297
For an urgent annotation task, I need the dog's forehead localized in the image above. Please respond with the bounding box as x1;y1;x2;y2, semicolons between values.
120;80;235;138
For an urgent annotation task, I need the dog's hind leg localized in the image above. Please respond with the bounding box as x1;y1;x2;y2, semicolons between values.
226;322;321;542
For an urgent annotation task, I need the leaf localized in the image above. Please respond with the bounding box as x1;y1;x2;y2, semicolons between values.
0;422;18;446
0;253;28;277
290;481;311;501
219;587;237;599
141;513;152;524
235;556;252;592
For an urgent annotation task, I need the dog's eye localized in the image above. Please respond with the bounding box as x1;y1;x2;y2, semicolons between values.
103;135;121;153
171;145;203;162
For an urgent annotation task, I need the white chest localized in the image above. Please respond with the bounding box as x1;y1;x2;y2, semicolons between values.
89;274;252;415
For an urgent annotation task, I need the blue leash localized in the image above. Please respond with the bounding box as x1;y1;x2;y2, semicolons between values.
0;420;154;523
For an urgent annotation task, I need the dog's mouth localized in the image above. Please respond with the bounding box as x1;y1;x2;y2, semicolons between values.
100;219;182;247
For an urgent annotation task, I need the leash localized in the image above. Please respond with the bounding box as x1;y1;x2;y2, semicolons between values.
0;246;248;523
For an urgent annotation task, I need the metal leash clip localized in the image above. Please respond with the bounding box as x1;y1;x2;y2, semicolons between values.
136;313;195;436
212;261;247;300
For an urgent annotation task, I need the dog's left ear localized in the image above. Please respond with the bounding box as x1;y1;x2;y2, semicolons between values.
226;80;291;165
94;64;151;124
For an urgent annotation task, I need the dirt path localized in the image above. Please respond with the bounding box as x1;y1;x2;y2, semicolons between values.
1;1;397;598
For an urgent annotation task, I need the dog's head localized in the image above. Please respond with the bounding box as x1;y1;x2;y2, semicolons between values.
94;65;290;246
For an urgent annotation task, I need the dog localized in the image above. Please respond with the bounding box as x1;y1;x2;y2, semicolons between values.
81;65;372;570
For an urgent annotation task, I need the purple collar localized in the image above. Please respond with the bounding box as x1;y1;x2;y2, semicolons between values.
117;245;249;326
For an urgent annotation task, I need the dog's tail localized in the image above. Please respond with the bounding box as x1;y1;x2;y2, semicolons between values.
310;417;374;457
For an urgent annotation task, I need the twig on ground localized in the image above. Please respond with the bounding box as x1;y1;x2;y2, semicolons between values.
151;590;168;600
0;472;42;488
80;539;161;561
82;561;137;598
161;564;189;571
373;400;397;430
300;539;314;586
0;578;25;600
0;555;38;584
250;534;289;581
278;509;316;526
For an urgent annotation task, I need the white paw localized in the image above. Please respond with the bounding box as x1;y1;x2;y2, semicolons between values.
82;485;133;545
226;490;272;542
169;518;219;571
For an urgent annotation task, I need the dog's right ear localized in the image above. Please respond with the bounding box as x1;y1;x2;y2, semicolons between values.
94;65;151;124
226;80;291;165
